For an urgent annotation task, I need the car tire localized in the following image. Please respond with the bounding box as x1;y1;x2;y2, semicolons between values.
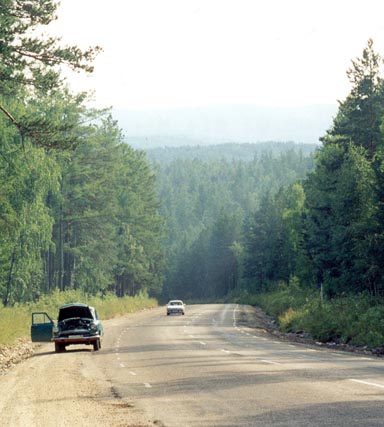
93;338;101;351
55;343;65;353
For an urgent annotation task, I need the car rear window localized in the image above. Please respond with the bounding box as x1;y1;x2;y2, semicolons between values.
58;306;93;321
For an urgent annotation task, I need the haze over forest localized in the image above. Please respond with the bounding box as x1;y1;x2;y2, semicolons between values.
114;104;338;148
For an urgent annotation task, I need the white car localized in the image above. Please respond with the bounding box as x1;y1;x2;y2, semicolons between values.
166;300;185;315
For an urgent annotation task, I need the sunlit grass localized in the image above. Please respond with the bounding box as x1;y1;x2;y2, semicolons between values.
0;290;158;347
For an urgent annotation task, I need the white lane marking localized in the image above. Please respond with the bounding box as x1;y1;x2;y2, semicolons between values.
199;341;206;346
221;349;231;353
129;371;137;376
144;383;152;388
119;363;125;368
261;359;281;365
350;379;384;389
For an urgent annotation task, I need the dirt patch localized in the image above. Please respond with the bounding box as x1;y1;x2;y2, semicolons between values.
0;340;156;426
0;337;34;376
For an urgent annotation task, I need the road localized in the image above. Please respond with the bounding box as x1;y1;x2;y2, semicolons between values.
1;304;384;426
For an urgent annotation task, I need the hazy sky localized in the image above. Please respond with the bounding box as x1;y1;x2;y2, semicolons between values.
49;0;384;111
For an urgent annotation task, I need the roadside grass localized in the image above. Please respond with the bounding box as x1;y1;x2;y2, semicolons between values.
228;282;384;348
0;290;158;347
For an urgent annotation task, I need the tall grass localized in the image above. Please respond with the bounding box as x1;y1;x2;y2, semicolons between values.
0;290;158;346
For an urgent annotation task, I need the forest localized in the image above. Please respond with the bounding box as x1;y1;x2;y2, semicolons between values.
2;0;384;348
149;143;316;301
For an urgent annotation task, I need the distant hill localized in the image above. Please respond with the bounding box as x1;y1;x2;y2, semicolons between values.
113;104;338;149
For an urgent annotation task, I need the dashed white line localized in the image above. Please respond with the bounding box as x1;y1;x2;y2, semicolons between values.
199;341;206;345
119;363;125;368
350;379;384;389
261;359;281;365
221;349;231;353
144;383;152;388
130;371;137;376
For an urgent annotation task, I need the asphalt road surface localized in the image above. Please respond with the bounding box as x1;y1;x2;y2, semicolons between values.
1;303;384;426
99;304;384;427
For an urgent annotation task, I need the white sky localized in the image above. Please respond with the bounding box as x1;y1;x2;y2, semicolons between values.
49;0;384;110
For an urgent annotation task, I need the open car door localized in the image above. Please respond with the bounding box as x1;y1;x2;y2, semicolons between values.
31;312;54;342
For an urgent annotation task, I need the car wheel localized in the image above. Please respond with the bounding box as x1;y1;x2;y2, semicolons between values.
55;343;65;353
93;339;101;351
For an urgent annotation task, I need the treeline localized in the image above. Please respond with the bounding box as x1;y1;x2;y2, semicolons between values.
154;40;384;303
0;1;164;305
146;141;317;164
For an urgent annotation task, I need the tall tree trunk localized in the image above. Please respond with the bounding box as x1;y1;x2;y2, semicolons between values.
3;245;17;307
58;203;64;291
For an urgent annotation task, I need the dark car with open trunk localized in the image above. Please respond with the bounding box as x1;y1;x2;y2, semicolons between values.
31;303;103;352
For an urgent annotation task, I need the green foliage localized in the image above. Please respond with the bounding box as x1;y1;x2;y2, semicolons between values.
303;144;378;296
254;278;314;318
